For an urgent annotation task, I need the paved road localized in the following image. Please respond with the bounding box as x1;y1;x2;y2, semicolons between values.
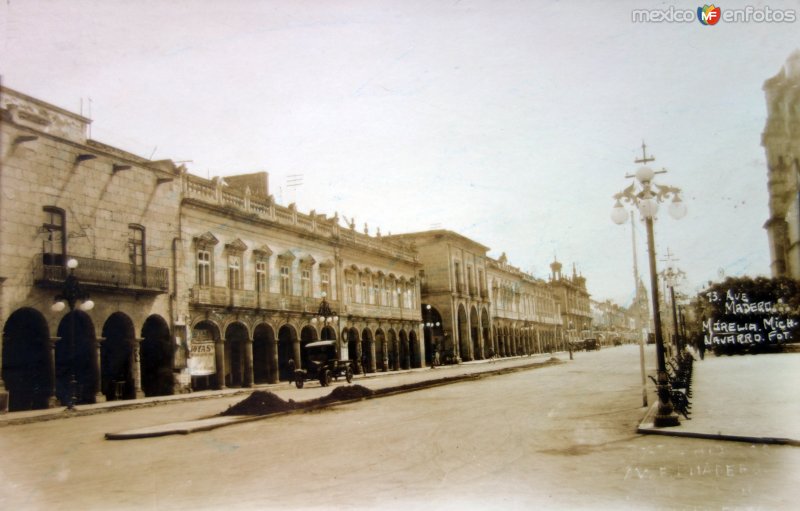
1;345;797;510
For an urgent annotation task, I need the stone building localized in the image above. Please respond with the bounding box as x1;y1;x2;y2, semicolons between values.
385;230;491;364
0;87;182;411
762;50;800;280
177;172;423;390
486;253;562;356
0;86;422;412
590;299;637;345
547;259;592;346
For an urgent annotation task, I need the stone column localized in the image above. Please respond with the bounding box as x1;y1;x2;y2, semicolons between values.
132;338;145;399
243;339;254;388
477;323;485;360
215;339;226;389
270;340;279;384
93;337;106;403
355;337;364;374
369;340;377;373
48;337;60;408
293;340;302;370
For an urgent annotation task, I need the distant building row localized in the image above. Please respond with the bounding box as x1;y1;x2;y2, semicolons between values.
0;86;592;412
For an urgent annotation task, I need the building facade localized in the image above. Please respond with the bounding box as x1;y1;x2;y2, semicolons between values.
547;259;592;345
386;230;491;364
0;87;182;411
763;50;800;280
178;172;423;391
486;253;562;356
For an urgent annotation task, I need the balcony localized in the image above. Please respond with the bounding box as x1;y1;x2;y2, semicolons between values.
34;255;169;295
190;286;334;313
344;302;421;321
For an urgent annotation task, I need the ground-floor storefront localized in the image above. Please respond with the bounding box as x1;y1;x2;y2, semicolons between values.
2;306;175;412
187;308;425;390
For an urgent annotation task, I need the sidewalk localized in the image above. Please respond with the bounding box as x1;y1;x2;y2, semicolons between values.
638;352;800;446
0;353;563;430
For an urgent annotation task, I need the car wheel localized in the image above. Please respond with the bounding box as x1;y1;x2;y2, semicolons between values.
295;377;304;389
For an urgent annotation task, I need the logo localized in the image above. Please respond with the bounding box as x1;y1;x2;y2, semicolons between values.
698;4;722;25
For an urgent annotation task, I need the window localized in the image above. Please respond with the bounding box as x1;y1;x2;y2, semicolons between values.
301;269;311;297
467;265;474;294
360;278;367;304
197;250;211;286
320;271;330;297
280;265;291;295
454;261;462;293
42;207;66;265
255;261;267;293
129;225;146;284
228;255;242;290
373;283;380;305
478;269;485;295
194;232;219;287
346;277;355;302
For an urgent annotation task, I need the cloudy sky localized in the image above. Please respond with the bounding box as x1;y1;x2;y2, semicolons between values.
2;0;798;306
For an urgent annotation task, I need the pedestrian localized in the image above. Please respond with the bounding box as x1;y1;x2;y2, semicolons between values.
287;358;295;382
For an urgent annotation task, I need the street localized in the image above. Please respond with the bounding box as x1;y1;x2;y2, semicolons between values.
1;345;798;510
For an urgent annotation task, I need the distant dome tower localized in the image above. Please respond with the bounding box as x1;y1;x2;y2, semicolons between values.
550;257;563;281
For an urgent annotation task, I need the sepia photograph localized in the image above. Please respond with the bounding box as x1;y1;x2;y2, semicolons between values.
1;1;799;509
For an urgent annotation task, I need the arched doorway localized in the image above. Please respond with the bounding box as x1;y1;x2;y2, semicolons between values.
141;315;173;397
346;327;360;373
277;324;297;382
300;325;318;370
422;305;444;366
361;328;374;373
470;306;481;360
399;330;409;369
253;323;275;384
224;322;249;388
457;304;469;361
56;310;97;405
408;330;419;368
387;329;398;371
375;329;386;372
101;312;135;401
2;308;51;411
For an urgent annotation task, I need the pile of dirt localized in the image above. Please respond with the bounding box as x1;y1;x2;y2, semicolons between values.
307;384;374;407
220;391;296;416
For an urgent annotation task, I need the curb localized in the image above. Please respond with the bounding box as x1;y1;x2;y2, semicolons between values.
637;403;800;447
105;357;564;440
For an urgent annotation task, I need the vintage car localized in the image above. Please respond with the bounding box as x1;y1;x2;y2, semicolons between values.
294;340;354;389
582;338;601;351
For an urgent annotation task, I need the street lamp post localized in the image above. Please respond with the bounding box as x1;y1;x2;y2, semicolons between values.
311;292;340;346
611;155;686;428
661;264;686;354
50;258;95;411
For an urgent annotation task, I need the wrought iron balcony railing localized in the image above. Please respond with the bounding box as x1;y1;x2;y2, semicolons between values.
34;255;169;294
